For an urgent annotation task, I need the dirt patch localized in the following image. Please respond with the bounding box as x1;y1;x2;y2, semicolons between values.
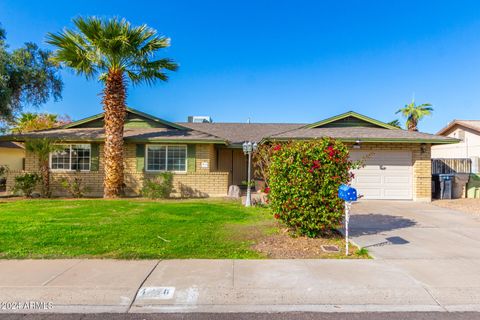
252;227;364;259
433;199;480;215
226;220;366;259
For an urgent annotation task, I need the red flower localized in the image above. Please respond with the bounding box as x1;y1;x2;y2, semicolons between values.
273;144;282;151
264;187;270;194
274;214;280;219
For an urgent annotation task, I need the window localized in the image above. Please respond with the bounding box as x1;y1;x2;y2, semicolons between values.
146;145;187;172
50;144;91;171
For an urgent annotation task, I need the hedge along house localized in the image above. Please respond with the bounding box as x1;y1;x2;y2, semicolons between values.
1;109;456;201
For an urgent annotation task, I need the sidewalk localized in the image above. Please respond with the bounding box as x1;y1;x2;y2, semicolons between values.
1;258;479;314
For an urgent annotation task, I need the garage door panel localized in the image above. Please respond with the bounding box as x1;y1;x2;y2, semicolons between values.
359;188;382;199
384;176;411;184
354;174;382;184
384;189;412;197
349;150;412;200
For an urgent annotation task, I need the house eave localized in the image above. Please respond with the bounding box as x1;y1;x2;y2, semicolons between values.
261;137;459;144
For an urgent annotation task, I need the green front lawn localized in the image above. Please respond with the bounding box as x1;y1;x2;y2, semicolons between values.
0;198;275;259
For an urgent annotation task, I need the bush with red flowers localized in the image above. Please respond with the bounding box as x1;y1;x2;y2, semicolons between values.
267;138;357;237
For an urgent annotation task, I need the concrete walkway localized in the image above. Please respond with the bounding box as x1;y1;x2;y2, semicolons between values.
1;201;480;313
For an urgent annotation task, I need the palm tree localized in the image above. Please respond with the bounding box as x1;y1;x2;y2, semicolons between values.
25;138;63;197
387;119;402;129
46;17;178;198
396;100;433;131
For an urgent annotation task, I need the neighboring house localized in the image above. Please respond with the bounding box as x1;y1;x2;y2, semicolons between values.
0;109;456;201
432;120;480;160
432;120;480;198
0;141;25;171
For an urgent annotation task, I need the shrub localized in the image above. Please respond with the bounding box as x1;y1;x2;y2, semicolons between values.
12;173;41;197
0;165;8;177
355;247;370;257
60;175;91;198
267;138;357;237
142;172;174;199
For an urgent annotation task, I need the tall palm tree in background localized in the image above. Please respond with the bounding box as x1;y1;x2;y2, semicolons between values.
396;100;433;131
47;17;178;198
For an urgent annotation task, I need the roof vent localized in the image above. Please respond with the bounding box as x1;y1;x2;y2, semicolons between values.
188;116;212;123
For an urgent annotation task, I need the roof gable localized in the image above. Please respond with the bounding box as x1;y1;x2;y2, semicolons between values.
437;120;480;136
305;111;399;130
64;108;188;130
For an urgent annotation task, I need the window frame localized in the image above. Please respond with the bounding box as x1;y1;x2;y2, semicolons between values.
145;144;188;173
49;144;92;172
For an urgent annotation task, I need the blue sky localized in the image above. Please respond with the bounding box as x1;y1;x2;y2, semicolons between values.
1;0;480;133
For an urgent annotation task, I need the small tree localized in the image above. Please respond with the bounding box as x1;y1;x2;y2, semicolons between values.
25;138;62;197
252;142;274;189
268;138;357;237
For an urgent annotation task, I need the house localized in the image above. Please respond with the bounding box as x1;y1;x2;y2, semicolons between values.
0;109;456;201
0;141;25;171
432;120;480;161
432;120;480;198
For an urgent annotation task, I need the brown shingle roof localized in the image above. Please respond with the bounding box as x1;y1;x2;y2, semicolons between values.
0;127;226;144
269;126;457;143
437;120;480;135
177;122;305;145
0;121;456;145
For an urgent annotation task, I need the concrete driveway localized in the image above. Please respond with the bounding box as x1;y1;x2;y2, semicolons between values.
350;201;480;259
350;201;480;309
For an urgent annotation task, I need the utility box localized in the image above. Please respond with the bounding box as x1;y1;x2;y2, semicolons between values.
338;185;357;201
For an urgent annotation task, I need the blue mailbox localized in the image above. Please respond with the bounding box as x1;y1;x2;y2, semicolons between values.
338;184;357;201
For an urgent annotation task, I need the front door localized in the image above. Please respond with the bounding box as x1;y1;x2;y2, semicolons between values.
217;148;247;186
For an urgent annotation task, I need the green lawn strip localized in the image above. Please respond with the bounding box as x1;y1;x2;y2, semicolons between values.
0;199;272;259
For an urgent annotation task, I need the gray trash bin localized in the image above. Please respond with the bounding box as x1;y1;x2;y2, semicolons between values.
439;174;454;199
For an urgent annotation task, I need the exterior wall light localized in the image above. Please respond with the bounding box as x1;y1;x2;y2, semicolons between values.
353;140;361;149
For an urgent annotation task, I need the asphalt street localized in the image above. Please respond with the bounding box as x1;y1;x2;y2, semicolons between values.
1;312;480;320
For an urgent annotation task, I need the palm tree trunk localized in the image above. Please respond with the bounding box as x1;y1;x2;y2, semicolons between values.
40;161;50;197
102;70;126;198
407;120;418;131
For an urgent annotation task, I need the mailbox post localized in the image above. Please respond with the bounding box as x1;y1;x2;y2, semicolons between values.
338;185;357;256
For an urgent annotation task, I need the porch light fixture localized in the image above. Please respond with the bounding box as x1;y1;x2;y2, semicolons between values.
242;141;258;207
353;140;361;149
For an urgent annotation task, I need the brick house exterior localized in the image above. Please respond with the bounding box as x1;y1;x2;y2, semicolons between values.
1;110;456;201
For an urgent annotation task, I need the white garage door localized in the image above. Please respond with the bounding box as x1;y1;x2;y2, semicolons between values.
349;150;413;200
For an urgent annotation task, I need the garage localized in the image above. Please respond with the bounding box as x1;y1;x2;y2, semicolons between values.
349;150;413;200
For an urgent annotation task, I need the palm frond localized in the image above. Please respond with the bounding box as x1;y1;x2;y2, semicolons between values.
47;16;177;83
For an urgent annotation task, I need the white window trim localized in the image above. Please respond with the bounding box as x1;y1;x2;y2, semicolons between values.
145;144;187;174
49;144;92;172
